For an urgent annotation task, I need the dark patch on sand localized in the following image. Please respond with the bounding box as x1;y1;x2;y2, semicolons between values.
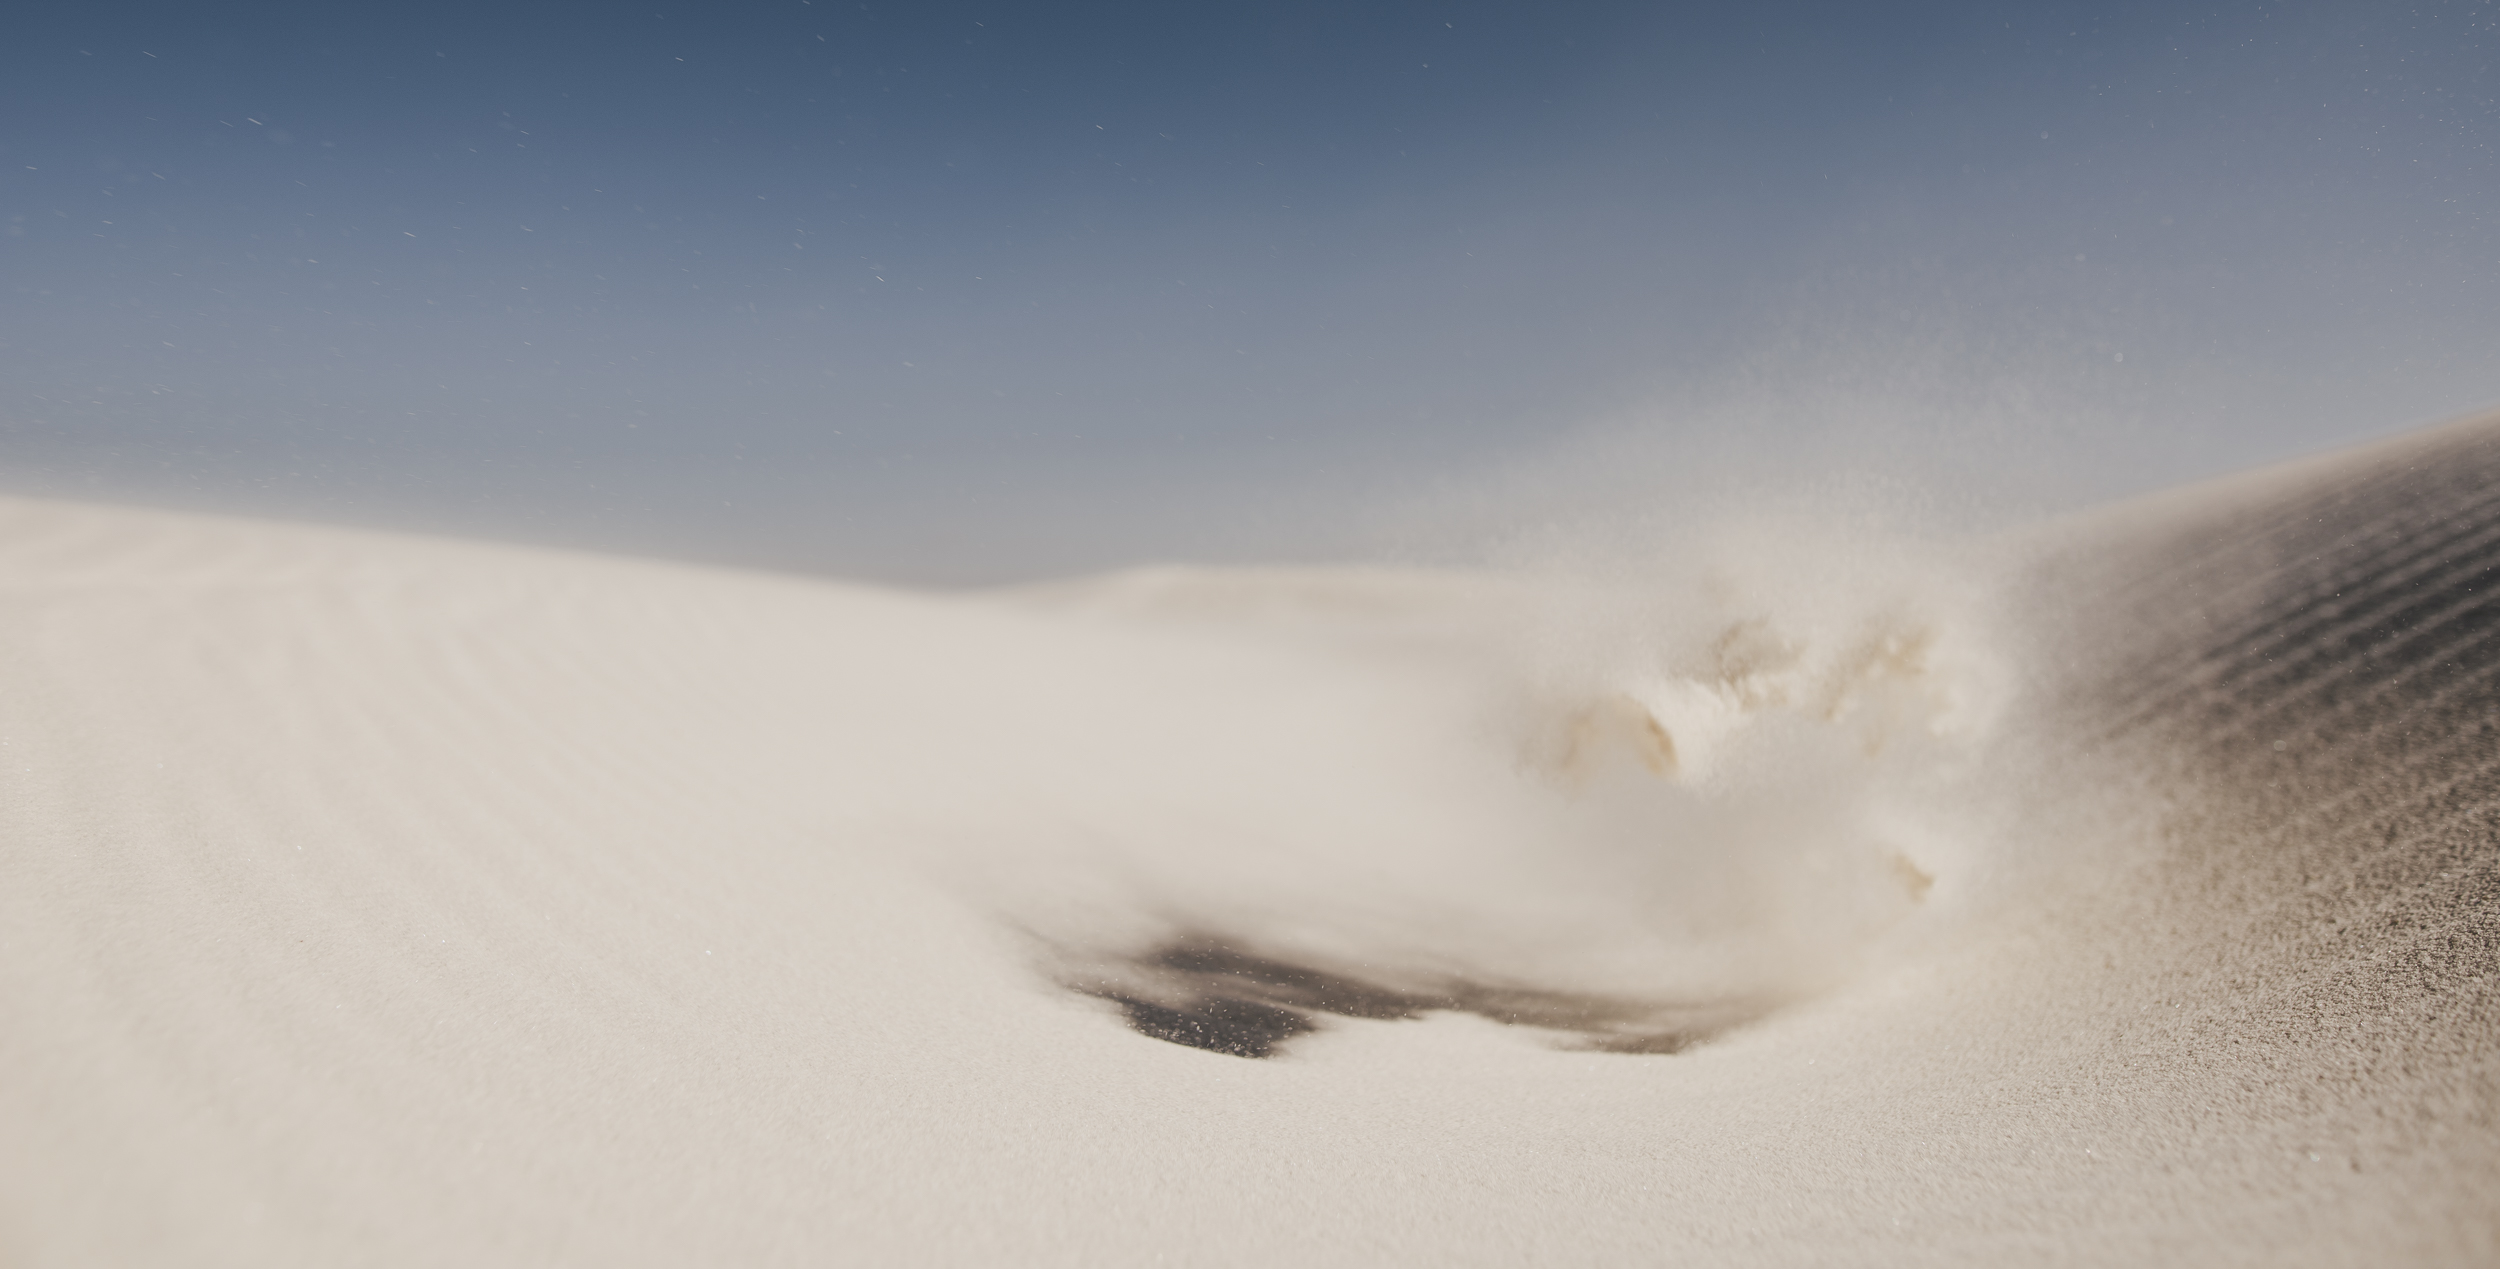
1109;995;1316;1059
1071;936;1767;1059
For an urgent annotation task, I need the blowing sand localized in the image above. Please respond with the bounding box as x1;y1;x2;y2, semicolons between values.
3;417;2495;1266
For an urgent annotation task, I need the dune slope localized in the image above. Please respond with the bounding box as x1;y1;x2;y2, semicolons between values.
2;418;2494;1266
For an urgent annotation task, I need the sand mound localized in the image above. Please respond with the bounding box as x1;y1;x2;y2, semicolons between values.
3;417;2494;1265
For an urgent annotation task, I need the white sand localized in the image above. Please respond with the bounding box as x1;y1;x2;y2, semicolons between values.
3;423;2494;1265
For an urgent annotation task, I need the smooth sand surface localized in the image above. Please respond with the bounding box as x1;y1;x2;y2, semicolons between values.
3;418;2495;1265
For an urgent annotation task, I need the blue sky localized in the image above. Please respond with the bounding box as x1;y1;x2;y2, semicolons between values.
5;1;2495;580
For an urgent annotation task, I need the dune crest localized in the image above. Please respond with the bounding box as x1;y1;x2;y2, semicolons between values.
4;416;2496;1265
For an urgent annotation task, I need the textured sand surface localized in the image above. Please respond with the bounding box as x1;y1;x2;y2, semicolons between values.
2;417;2494;1265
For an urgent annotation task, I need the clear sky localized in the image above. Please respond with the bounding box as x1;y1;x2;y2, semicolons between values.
5;1;2495;581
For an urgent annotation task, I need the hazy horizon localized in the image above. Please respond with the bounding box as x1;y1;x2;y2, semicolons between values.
6;0;2495;582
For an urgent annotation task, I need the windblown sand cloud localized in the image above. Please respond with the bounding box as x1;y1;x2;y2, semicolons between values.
2;415;2493;1265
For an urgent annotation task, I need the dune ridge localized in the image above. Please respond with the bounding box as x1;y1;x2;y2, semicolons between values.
3;418;2496;1265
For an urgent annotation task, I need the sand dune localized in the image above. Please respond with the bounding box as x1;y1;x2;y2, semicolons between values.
3;417;2494;1266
